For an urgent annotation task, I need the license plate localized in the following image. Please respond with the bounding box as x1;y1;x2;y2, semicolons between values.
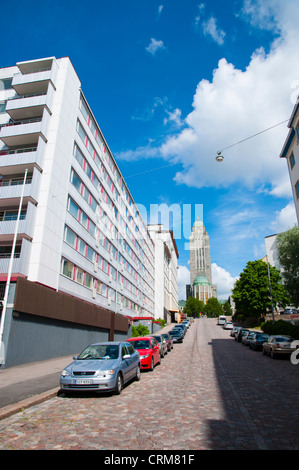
75;379;93;384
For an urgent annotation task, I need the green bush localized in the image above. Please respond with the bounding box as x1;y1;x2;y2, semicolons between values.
261;320;299;339
132;324;150;337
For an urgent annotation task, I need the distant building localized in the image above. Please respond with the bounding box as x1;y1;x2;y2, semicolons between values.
147;224;179;322
189;217;217;302
279;100;299;224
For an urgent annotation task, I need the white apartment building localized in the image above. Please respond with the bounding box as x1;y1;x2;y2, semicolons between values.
0;57;155;366
280;100;299;224
147;224;179;322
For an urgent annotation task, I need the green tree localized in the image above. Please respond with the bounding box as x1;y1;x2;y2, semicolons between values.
222;301;232;316
183;297;204;318
276;226;299;307
232;259;289;318
204;297;223;317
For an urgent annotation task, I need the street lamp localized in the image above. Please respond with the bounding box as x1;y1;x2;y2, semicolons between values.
216;151;224;162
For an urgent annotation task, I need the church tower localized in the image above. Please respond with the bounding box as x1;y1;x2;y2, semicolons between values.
189;218;217;303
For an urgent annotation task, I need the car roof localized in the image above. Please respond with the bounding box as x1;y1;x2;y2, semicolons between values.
90;341;123;346
127;336;154;340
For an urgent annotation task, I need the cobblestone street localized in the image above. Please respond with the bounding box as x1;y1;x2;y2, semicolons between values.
0;318;298;451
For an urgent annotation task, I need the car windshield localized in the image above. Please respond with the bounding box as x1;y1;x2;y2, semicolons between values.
162;334;169;339
129;340;151;349
152;336;161;342
78;344;119;360
170;331;181;335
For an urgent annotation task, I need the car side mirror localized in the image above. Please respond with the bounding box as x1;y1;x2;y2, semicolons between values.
73;355;78;360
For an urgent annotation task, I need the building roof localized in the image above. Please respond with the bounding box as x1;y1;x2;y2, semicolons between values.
193;275;210;286
193;217;204;229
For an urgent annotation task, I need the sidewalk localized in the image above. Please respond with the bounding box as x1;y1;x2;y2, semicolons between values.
0;323;175;420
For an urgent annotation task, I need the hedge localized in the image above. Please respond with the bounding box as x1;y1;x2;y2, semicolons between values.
261;320;299;339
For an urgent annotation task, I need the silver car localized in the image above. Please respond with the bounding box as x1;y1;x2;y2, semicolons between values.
149;334;168;357
262;335;295;359
60;341;141;395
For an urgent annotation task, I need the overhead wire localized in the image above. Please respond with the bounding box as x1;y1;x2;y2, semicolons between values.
123;118;289;179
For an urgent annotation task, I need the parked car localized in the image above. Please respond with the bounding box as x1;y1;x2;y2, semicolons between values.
60;341;140;395
231;326;242;337
148;334;168;357
262;335;296;358
242;331;256;346
223;321;234;330
127;336;161;370
248;333;270;351
161;332;173;351
182;319;191;328
168;329;184;343
235;328;249;342
173;324;187;335
281;308;298;315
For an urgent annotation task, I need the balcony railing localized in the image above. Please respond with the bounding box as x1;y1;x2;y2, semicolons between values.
0;146;37;156
0;117;42;128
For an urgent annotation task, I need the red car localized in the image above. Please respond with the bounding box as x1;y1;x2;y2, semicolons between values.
127;336;161;371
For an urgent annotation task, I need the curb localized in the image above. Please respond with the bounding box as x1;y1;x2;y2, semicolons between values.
0;387;59;421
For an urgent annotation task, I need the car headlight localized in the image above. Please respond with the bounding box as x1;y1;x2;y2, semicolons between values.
61;369;70;377
95;370;114;377
140;354;149;359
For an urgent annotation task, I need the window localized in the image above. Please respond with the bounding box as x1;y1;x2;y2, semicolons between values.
65;226;77;248
84;272;92;288
289;152;296;170
295;180;299;199
61;259;74;278
76;267;84;284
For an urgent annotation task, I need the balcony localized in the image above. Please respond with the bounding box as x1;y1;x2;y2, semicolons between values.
0;166;41;206
0;238;32;278
0;201;37;243
5;83;55;121
12;58;58;96
0;136;46;175
0;109;50;146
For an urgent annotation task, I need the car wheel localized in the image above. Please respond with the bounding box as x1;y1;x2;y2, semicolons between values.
115;373;123;395
262;347;266;355
150;357;154;371
135;364;141;381
270;349;276;359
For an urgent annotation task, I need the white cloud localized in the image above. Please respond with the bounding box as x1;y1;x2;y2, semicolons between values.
271;201;298;233
163;108;184;127
202;16;226;45
212;263;238;299
159;1;299;196
157;5;164;17
146;38;165;56
120;2;299;196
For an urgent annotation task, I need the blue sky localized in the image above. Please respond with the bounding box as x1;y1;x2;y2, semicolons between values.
1;0;298;299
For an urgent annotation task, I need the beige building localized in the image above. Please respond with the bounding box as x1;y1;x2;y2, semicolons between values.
189;218;217;303
279;100;299;224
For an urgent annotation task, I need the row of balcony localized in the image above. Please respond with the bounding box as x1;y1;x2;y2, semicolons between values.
0;59;57;279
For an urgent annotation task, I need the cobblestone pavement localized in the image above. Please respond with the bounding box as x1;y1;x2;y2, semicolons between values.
0;318;298;451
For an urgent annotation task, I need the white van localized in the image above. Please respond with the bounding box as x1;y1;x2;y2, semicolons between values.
217;315;226;325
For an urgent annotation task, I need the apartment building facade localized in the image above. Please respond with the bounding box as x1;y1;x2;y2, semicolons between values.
0;57;155;366
147;225;179;322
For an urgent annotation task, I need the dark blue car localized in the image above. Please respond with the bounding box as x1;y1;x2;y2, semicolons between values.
248;333;270;351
